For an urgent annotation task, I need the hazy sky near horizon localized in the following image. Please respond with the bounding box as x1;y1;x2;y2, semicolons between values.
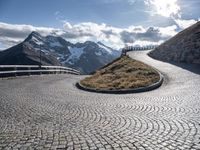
0;0;199;49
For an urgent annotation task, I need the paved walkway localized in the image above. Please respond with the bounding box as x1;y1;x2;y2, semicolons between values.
0;51;200;149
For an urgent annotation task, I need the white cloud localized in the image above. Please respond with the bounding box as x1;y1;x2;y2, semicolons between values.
54;11;60;16
127;0;137;5
145;0;181;18
144;0;198;32
131;40;164;47
102;0;137;5
174;19;197;29
159;25;178;37
0;21;178;50
0;37;22;48
61;21;179;48
0;22;60;50
54;11;65;22
0;22;59;38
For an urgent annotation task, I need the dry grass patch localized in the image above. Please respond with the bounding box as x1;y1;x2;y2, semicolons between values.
80;56;160;90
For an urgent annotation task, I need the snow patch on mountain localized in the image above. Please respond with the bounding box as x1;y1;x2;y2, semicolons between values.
31;36;43;45
95;51;102;56
21;31;121;74
63;46;85;65
97;42;112;54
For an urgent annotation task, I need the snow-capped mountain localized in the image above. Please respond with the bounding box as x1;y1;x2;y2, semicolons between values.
0;31;121;74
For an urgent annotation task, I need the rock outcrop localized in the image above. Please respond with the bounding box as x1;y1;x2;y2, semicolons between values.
149;22;200;64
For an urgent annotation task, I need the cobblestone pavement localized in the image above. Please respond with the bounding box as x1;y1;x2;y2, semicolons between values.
0;51;200;150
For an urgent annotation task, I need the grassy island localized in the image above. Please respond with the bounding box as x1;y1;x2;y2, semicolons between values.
80;56;160;90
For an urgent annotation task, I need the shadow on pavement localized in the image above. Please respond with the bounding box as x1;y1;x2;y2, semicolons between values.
169;62;200;75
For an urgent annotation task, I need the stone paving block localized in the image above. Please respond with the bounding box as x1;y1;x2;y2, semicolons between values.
0;51;200;150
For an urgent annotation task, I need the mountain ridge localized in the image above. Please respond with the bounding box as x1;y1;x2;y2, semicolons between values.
0;31;121;74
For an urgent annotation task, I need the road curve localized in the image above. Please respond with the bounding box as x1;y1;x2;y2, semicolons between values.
0;51;200;149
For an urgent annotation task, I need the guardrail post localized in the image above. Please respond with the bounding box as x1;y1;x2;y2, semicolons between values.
40;66;42;75
47;67;50;75
28;67;31;76
14;66;17;77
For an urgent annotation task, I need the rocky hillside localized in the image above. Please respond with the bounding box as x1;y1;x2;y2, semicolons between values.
0;42;61;66
0;32;121;74
149;21;200;64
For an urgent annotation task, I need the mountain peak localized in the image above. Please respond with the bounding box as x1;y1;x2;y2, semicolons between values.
84;41;96;45
1;31;121;74
24;31;43;43
29;31;42;39
30;31;40;36
97;41;103;45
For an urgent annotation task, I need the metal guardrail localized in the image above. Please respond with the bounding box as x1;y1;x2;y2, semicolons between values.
121;46;157;57
0;65;81;78
123;46;157;51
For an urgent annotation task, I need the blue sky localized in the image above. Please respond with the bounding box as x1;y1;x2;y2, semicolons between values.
0;0;199;49
0;0;152;27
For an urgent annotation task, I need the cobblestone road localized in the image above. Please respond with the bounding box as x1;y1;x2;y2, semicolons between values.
0;51;200;150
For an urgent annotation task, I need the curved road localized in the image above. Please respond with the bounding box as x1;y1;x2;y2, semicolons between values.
0;51;200;149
